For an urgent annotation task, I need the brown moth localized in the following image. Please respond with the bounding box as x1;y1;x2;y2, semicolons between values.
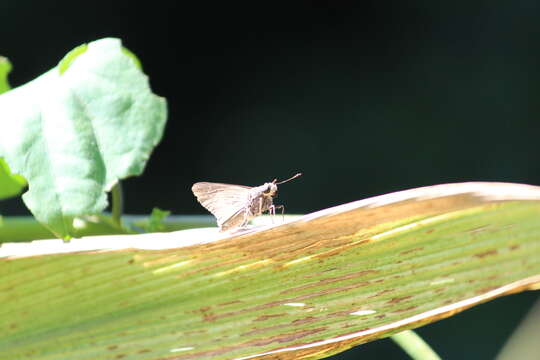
192;173;302;231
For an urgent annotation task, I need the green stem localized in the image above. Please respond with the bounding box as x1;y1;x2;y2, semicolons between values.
391;330;442;360
111;181;123;227
0;215;217;243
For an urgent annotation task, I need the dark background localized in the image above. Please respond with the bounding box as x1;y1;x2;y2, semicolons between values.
2;1;539;359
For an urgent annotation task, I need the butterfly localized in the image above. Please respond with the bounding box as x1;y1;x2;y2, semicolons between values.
192;173;301;231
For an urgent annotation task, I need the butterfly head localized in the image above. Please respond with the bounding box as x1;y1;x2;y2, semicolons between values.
263;182;278;196
264;173;302;197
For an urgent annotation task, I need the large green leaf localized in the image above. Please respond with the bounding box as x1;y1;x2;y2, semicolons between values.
1;182;539;359
0;38;167;239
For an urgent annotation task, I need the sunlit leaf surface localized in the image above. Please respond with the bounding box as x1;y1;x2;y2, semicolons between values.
1;182;539;359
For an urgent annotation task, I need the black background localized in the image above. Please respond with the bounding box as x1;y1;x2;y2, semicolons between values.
2;1;539;359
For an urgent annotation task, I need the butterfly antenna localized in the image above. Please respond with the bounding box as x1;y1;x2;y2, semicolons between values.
275;173;302;185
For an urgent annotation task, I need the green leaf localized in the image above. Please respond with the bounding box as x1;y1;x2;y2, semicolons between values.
136;207;172;232
0;158;26;199
1;182;539;360
0;56;11;94
0;38;167;239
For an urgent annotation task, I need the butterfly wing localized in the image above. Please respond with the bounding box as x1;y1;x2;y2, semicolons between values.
220;208;249;231
191;182;251;228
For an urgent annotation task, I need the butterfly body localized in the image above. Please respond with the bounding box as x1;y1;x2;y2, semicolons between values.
191;174;301;232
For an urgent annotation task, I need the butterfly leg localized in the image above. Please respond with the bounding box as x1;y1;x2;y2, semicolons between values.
257;197;275;223
241;211;249;227
274;204;285;222
268;204;276;223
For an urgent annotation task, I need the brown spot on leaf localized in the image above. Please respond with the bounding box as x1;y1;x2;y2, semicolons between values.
475;249;498;258
251;328;327;346
107;345;118;350
399;247;424;256
281;270;377;294
386;296;412;304
218;300;243;306
191;306;217;322
476;286;497;294
137;349;151;353
369;289;394;298
393;305;417;313
327;310;356;318
168;328;326;359
254;313;287;322
292;316;318;325
241;323;289;337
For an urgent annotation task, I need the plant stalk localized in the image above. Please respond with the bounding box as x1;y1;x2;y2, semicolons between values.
391;330;442;360
111;181;123;227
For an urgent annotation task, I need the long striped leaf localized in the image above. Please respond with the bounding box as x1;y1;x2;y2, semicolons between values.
1;182;539;359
